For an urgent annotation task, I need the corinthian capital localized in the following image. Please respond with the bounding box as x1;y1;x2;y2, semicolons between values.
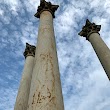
34;0;59;18
78;19;101;40
24;43;36;58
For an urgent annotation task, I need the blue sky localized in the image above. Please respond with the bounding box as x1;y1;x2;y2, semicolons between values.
0;0;110;110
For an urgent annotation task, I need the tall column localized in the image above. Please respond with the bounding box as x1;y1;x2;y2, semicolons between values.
27;0;64;110
79;19;110;80
14;43;36;110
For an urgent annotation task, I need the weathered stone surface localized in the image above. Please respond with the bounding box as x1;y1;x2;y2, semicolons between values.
78;19;101;40
27;11;64;110
24;43;36;58
79;19;110;80
89;33;110;80
14;55;35;110
34;0;59;18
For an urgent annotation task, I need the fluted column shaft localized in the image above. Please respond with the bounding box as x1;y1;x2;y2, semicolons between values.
14;43;36;110
79;19;110;80
27;1;64;110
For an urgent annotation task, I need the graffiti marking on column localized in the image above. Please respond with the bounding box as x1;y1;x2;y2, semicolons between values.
31;53;56;110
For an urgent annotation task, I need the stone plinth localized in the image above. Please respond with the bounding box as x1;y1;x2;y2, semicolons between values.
14;43;36;110
27;1;64;110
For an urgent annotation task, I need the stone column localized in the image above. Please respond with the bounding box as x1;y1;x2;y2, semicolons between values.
27;0;64;110
79;19;110;80
14;43;36;110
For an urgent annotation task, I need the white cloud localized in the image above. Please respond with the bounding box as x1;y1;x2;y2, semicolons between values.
104;0;110;14
0;88;17;110
3;0;19;11
0;9;4;15
0;0;110;110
